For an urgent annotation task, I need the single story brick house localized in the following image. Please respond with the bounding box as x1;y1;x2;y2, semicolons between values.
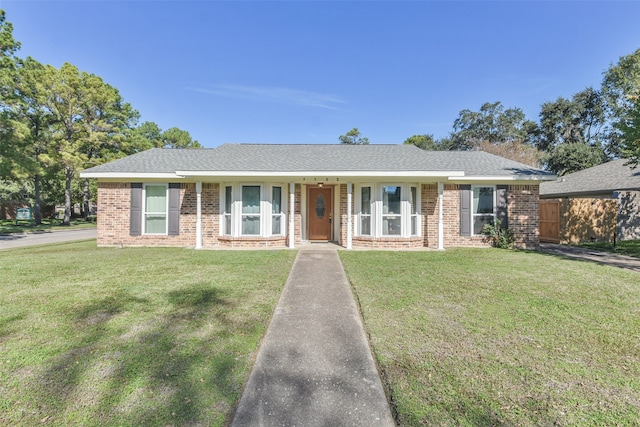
80;144;554;250
540;159;640;243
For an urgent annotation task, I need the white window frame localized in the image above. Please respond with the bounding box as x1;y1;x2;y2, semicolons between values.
223;185;232;235
241;184;262;236
410;185;420;236
471;185;496;236
220;183;288;238
358;185;372;236
381;184;403;236
271;185;285;236
355;183;421;238
142;183;168;235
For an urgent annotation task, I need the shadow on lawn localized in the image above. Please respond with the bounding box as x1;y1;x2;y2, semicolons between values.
29;285;240;425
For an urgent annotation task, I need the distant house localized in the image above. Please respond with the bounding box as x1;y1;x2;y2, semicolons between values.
80;144;553;250
539;159;640;243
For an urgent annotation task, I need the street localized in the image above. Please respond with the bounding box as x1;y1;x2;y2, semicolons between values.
0;228;97;250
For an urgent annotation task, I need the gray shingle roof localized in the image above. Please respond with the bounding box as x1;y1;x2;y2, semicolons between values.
81;144;553;179
540;159;640;197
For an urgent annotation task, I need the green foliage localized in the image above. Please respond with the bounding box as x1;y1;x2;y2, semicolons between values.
160;126;201;148
604;49;640;167
450;101;536;149
602;48;640;118
0;10;202;221
535;88;610;156
481;218;514;248
339;127;370;144
616;97;640;166
403;134;441;150
543;141;605;176
0;179;31;203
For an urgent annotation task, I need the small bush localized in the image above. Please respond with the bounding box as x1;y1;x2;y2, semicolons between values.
482;219;514;249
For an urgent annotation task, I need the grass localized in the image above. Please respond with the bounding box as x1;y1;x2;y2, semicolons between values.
0;218;96;234
340;249;640;426
0;241;296;426
574;239;640;258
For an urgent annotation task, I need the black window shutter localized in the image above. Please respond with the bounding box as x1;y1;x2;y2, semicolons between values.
496;185;508;229
460;185;471;236
130;183;142;236
168;183;180;236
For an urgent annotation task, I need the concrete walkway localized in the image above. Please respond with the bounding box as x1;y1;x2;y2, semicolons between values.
231;248;395;427
539;243;640;273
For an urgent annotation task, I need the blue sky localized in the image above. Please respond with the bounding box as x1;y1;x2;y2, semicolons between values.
2;1;640;148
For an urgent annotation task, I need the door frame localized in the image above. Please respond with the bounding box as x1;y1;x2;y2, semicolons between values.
306;185;334;241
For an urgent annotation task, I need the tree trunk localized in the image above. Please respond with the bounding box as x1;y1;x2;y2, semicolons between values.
64;166;72;226
83;178;90;220
34;174;42;225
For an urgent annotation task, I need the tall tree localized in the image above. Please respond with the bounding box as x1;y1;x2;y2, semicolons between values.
403;134;441;150
543;142;604;176
44;63;137;224
615;96;640;166
9;57;56;224
160;127;201;148
602;48;640;166
535;88;609;173
474;140;543;168
339;128;370;145
0;9;23;179
450;101;536;149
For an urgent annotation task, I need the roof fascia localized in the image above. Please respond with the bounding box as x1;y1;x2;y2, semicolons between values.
449;175;556;183
175;170;466;178
79;172;181;179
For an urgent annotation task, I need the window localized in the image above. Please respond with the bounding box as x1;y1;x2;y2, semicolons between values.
144;184;167;234
223;186;232;235
222;184;287;238
410;186;419;236
272;186;282;235
382;185;401;236
242;185;261;235
360;186;371;235
473;186;495;235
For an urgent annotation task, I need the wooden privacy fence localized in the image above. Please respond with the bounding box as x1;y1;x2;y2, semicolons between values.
540;198;618;244
539;200;560;243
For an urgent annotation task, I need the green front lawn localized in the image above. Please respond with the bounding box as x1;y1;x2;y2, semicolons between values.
0;242;296;426
341;249;640;426
575;239;640;258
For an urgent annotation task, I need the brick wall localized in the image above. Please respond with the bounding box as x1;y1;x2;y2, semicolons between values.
423;184;438;248
618;190;640;240
338;184;350;246
201;183;219;247
293;184;302;246
509;185;540;248
97;182;197;247
98;181;541;250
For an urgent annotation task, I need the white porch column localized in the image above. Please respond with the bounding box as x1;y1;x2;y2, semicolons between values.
437;181;444;250
347;182;353;249
195;181;202;249
289;182;295;249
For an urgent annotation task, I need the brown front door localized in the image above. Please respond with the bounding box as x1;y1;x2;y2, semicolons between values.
308;187;333;241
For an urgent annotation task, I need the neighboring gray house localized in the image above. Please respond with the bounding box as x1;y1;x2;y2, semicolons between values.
80;144;553;250
540;159;640;243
